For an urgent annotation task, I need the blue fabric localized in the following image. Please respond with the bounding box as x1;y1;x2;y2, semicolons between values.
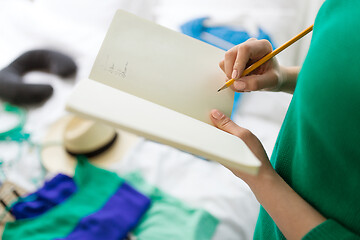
57;182;150;240
11;174;77;220
180;17;274;50
181;17;274;117
8;165;150;240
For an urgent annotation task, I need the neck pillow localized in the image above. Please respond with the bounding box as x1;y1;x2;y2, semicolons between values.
0;50;77;104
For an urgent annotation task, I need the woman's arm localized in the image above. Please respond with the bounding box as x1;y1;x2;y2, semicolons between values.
250;167;326;239
209;109;326;240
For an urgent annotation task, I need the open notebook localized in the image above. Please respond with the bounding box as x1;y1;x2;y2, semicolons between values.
66;10;261;174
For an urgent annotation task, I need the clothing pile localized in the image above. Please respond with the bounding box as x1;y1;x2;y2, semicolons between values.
3;156;218;240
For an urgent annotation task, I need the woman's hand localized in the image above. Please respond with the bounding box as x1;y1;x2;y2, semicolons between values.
209;109;276;187
219;38;298;93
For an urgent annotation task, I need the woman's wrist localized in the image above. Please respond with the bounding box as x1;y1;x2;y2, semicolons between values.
278;66;300;94
244;166;279;194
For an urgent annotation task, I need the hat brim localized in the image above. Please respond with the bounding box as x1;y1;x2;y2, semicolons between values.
41;115;140;176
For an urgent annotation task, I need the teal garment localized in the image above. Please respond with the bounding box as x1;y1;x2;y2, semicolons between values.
123;172;219;240
254;0;360;239
0;103;27;142
3;156;123;240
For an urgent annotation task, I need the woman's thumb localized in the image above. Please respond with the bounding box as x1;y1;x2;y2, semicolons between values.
210;109;243;137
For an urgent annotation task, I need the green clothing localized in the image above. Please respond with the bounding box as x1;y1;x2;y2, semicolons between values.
254;0;360;239
124;172;219;240
3;156;123;240
3;158;218;240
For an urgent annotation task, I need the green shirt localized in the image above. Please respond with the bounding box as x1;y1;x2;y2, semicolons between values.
3;156;123;240
124;172;219;240
254;0;360;239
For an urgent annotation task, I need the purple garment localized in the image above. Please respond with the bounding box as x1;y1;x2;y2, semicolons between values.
58;182;150;240
11;174;77;220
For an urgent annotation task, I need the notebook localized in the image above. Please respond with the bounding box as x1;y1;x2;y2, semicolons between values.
66;10;261;174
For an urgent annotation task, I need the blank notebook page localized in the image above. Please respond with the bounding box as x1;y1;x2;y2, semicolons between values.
66;10;261;174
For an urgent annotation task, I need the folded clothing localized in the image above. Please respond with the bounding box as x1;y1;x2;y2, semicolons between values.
11;174;77;220
3;156;149;240
125;172;219;240
4;157;218;240
56;182;150;240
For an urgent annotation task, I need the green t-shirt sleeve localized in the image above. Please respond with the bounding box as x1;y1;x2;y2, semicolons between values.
303;220;360;240
255;1;360;239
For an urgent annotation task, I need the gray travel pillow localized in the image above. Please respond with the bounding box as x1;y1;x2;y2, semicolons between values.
0;50;77;104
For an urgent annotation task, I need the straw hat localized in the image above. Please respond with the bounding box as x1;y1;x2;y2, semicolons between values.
41;114;140;175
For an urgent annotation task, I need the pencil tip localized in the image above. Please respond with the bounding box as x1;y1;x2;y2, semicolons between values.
217;89;221;92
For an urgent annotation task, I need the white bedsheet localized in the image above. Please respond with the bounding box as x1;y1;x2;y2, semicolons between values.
0;0;324;239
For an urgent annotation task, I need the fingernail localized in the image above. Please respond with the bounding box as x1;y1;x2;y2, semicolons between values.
236;81;246;90
211;110;223;120
232;70;238;79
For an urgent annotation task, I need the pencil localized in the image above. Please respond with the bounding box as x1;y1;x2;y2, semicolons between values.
217;24;314;92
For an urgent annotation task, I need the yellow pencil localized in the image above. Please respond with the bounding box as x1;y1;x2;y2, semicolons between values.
217;24;314;92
